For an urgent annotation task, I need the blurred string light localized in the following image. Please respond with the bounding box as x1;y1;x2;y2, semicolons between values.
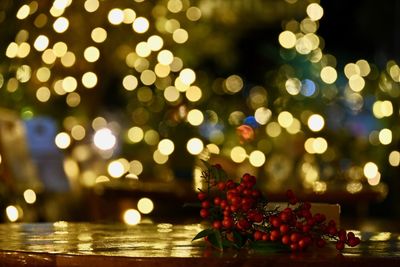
0;0;398;199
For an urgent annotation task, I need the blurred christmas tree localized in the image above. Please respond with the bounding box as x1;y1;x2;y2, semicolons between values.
0;0;399;222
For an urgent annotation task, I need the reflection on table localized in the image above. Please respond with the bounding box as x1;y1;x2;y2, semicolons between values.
0;222;399;267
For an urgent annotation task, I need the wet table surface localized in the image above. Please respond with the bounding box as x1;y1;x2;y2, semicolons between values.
0;222;398;267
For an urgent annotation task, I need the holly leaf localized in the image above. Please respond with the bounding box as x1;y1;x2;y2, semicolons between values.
232;230;247;248
207;230;223;251
192;229;215;241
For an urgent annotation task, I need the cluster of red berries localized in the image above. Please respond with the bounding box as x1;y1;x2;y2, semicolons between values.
196;164;360;252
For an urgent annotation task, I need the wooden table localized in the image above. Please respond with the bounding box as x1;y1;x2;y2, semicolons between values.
0;222;398;267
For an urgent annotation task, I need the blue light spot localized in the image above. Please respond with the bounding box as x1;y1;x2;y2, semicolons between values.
244;116;259;128
301;79;316;97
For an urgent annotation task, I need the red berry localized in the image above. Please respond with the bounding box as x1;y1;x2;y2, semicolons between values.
302;225;311;233
347;237;360;247
201;200;211;209
280;224;289;234
213;197;222;206
217;182;226;191
281;235;291;245
298;239;307;250
290;243;299;251
338;229;347;242
327;225;337;235
253;231;263;241
336;241;345;250
286;189;295;199
222;218;233;229
347;232;355;239
271;217;282;228
197;192;207;201
237;218;251;230
200;208;209;218
214;163;222;169
262;233;270;241
251;190;261;198
290;232;300;243
212;220;222;229
220;200;228;209
270;230;280;241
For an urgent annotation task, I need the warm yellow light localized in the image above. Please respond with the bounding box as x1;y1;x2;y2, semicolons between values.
68;94;81;107
187;109;204;126
123;8;136;24
349;75;365;92
230;146;247;163
344;63;360;79
42;49;56;64
306;3;324;21
23;189;37;204
164;86;180;102
108;160;126;178
157;50;174;65
155;63;170;78
53;17;69;33
266;122;281;137
356;59;371;77
108;8;124;25
71;125;86;140
16;5;30;20
285;78;301;95
179;68;196;85
379;128;392;145
277;111;293;128
167;0;183;12
312;137;328;154
36;67;51;82
84;46;100;62
132;17;149;33
122;75;138;91
148;35;164;51
137;198;154;214
6;205;21;222
307;114;324;131
153;150;169;164
93;128;116;150
373;100;393;119
186;6;202;21
62;76;77;92
33;35;49;51
17;42;31;58
320;66;337;84
91;27;107;43
140;70;156;85
36;86;51;102
158;139;175;155
82;72;97;89
185;86;202;102
55;132;71;149
363;162;378;179
187;138;204;155
225;75;243;93
127;127;144;143
123;209;141;225
249;150;265;167
61;51;76;67
129;160;143;176
136;42;151;57
173;28;188;44
367;172;381;186
53;42;67;57
304;138;315;154
6;42;18;58
278;31;296;49
389;151;400;167
286;118;301;134
84;0;99;12
144;130;159;145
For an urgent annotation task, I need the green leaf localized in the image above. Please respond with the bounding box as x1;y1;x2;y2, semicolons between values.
207;230;223;251
192;229;215;241
232;230;247;248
